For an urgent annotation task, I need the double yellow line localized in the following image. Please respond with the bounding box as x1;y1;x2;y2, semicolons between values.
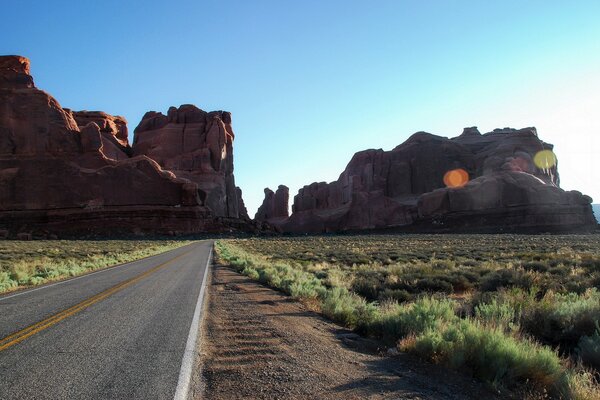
0;249;192;352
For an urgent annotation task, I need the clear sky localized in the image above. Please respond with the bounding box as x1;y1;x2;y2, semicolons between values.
3;1;599;215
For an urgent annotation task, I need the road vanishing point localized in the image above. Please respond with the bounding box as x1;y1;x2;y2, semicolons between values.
0;241;212;400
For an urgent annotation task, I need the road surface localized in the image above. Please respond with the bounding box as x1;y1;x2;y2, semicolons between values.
0;240;212;400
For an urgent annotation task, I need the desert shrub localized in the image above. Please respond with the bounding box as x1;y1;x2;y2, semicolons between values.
370;297;457;340
242;266;260;280
321;287;377;329
475;298;519;332
9;260;34;284
460;260;480;267
29;276;46;285
448;273;476;292
0;271;17;292
399;297;457;334
378;288;413;303
288;275;323;299
431;259;455;269
522;289;600;348
415;277;454;293
480;268;535;292
577;326;600;369
565;370;600;400
581;259;600;270
403;319;566;391
321;267;351;289
351;275;383;300
523;261;549;272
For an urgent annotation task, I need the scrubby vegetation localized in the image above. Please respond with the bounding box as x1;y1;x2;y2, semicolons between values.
216;235;600;399
0;240;192;293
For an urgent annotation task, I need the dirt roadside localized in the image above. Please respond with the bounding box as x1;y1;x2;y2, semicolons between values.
190;263;512;400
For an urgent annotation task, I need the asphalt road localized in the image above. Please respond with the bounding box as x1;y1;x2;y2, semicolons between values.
0;240;212;400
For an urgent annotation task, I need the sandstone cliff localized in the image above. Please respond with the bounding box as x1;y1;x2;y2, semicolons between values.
277;127;595;233
132;105;243;219
0;55;252;237
255;185;289;223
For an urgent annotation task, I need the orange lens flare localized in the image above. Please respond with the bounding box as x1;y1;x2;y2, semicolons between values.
443;168;469;188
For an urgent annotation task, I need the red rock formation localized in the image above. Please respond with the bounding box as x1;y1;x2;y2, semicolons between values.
236;186;249;219
255;185;289;223
281;128;594;233
0;56;80;156
132;105;242;218
70;110;131;160
0;55;254;237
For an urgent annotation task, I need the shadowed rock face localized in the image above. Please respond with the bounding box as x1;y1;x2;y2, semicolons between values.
278;127;594;233
236;186;249;219
0;55;253;237
255;185;289;223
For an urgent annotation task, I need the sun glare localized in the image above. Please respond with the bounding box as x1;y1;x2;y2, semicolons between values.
533;150;557;170
443;168;469;188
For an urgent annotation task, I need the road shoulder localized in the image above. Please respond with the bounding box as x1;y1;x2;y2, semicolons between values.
191;263;508;400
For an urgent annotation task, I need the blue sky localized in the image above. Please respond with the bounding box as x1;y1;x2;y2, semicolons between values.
3;1;599;215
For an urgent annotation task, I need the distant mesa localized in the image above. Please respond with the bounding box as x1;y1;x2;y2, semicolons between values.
0;55;256;237
263;127;595;233
0;55;595;237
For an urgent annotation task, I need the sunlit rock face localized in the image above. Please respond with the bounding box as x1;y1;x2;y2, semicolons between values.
0;55;253;237
279;127;595;233
70;110;131;160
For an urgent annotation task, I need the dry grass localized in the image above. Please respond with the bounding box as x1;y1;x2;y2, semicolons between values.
0;240;192;293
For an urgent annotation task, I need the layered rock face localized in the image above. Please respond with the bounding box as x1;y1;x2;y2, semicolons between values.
255;185;289;223
132;105;243;218
70;110;131;160
280;127;595;233
0;55;251;237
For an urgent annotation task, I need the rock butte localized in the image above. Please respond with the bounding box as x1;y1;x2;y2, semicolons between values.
0;55;255;237
0;55;596;237
255;185;289;225
261;127;596;233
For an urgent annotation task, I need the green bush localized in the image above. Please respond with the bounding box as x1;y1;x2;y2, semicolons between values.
405;319;566;390
378;288;413;303
242;266;259;280
480;268;535;292
321;287;377;329
369;297;457;341
522;289;600;347
475;298;520;332
351;275;382;300
577;325;600;369
0;271;17;292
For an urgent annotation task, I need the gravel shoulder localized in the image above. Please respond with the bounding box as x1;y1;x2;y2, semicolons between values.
191;263;512;400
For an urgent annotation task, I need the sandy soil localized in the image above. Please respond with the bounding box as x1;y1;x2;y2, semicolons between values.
191;264;512;400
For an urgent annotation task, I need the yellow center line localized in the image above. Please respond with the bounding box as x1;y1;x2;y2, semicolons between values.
0;248;194;352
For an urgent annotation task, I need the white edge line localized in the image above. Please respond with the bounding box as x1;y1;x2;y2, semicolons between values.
173;245;213;400
0;243;193;302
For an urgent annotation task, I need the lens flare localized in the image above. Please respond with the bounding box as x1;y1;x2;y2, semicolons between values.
533;150;557;169
443;168;469;188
